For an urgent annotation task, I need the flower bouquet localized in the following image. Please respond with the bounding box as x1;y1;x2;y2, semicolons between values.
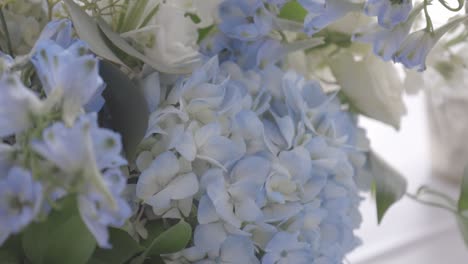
1;0;468;263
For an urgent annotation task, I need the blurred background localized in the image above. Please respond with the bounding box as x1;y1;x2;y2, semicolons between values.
347;92;468;264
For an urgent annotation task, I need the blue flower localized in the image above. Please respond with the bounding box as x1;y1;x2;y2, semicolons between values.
78;168;131;248
0;167;43;245
364;0;413;29
299;0;361;35
31;113;130;247
0;74;43;137
219;0;274;40
393;15;468;71
31;39;104;124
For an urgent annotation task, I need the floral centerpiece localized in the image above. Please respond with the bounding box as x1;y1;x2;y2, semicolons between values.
1;0;468;263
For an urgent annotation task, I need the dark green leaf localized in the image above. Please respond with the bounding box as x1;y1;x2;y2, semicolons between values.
98;61;149;162
185;13;201;24
131;220;191;264
0;235;22;264
63;0;124;66
90;228;144;264
278;1;307;22
22;197;97;264
140;221;165;249
145;220;191;256
369;152;407;224
458;167;468;211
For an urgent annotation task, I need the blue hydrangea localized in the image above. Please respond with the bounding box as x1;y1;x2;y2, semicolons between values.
143;57;366;263
219;0;275;40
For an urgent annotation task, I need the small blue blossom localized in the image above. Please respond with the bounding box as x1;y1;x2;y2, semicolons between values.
0;167;43;245
299;0;361;35
393;16;468;71
31;39;104;124
78;168;132;248
364;0;413;29
0;74;43;137
31;113;130;247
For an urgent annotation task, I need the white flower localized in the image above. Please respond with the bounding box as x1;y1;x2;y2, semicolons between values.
123;3;201;73
329;50;406;128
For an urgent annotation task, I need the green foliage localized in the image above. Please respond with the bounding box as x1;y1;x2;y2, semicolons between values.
90;228;144;264
278;1;307;22
369;152;407;224
22;197;97;264
198;25;215;44
64;0;125;66
457;168;468;247
0;235;22;264
132;220;192;264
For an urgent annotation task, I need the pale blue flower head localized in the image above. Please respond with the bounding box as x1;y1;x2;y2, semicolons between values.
0;167;43;245
32;113;130;247
78;168;132;248
219;0;274;40
0;74;43;137
353;2;426;61
35;19;74;48
32;114;127;215
392;29;436;71
31;40;104;124
364;0;413;29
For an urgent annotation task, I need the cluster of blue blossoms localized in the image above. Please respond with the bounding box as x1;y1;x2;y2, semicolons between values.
1;0;465;263
0;20;130;248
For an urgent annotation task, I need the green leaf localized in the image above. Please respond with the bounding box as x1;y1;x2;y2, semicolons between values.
22;197;97;264
63;0;124;66
0;235;22;264
140;221;165;249
98;61;149;162
456;167;468;248
369;152;407;224
456;214;468;247
145;220;191;256
197;25;215;44
90;228;144;264
132;220;192;264
278;1;307;22
458;167;468;211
